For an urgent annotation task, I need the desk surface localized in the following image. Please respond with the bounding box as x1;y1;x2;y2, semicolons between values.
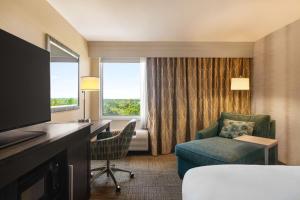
90;120;111;132
0;122;91;161
90;120;111;139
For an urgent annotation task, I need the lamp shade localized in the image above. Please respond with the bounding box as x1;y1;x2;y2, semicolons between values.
231;78;249;90
81;76;100;91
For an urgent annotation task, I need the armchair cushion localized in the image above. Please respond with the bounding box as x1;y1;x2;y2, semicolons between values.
219;112;271;138
196;122;218;139
176;137;264;165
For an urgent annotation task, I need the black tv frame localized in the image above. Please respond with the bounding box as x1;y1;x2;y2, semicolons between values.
0;29;51;148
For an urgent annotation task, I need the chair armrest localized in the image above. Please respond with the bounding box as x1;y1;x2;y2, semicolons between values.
93;131;122;147
91;132;121;154
195;122;219;139
90;133;121;160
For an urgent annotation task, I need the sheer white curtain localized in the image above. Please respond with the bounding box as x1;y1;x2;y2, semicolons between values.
140;57;148;129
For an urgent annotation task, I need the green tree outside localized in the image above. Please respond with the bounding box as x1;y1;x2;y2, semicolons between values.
51;98;140;116
103;99;140;116
51;98;78;107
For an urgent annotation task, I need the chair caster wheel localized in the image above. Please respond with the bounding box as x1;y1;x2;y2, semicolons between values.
116;185;121;192
130;172;134;178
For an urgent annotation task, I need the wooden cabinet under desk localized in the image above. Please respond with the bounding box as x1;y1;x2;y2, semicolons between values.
0;122;91;200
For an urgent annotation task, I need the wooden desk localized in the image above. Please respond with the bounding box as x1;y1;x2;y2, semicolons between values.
234;135;278;165
0;121;112;200
0;122;91;200
90;120;111;139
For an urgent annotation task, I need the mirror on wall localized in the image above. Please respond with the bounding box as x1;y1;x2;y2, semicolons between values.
46;35;80;112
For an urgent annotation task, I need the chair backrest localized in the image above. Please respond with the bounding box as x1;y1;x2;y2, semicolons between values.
218;112;275;139
117;119;137;158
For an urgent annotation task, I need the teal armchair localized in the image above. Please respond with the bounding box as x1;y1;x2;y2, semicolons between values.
175;112;277;178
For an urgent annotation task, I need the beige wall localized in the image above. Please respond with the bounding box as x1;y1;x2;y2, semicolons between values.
90;58;100;121
88;41;254;58
90;41;254;130
252;19;300;165
0;0;91;122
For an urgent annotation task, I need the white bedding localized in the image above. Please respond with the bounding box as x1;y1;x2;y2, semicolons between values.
182;165;300;200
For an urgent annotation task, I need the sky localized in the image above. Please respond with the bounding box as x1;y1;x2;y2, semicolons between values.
50;62;78;99
50;62;141;100
103;63;141;99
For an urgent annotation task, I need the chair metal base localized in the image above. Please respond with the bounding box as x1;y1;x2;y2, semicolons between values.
91;160;134;192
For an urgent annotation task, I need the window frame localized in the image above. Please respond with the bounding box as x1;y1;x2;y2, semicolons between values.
46;35;80;113
100;58;142;120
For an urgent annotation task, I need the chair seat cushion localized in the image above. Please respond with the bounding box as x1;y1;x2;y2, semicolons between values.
175;137;264;165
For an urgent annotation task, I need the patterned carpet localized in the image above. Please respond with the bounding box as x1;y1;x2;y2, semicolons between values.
90;154;182;200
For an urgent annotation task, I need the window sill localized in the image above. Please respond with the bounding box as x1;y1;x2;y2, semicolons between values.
51;105;79;113
100;116;141;121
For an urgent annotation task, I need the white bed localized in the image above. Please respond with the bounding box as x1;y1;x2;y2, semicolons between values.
182;165;300;200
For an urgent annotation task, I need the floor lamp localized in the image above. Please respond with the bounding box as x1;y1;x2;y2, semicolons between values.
79;76;100;122
231;77;250;112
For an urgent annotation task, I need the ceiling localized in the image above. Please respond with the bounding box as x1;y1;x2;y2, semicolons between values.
48;0;300;42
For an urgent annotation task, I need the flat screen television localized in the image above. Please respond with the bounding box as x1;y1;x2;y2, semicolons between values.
0;29;50;147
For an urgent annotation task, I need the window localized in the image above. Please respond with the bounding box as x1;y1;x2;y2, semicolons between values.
47;36;79;112
101;58;142;118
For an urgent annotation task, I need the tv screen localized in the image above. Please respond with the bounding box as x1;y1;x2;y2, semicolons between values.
0;29;50;133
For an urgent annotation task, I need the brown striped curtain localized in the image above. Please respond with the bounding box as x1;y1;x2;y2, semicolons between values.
146;58;252;156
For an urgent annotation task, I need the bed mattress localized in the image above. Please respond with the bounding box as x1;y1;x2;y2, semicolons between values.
182;165;300;200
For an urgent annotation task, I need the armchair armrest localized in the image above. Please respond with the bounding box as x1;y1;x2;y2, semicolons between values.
196;122;219;139
270;120;276;139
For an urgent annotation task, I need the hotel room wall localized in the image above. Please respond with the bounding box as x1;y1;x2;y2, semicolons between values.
252;19;300;165
0;0;91;122
90;58;100;121
89;41;254;129
88;42;254;58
